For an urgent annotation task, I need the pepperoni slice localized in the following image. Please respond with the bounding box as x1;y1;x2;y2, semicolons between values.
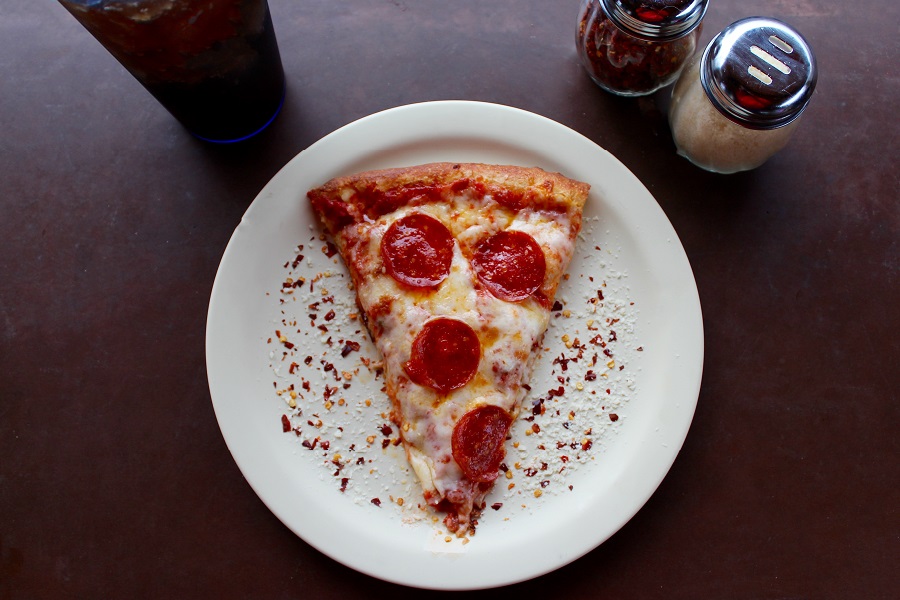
404;318;480;393
381;213;454;288
452;405;512;483
472;230;546;302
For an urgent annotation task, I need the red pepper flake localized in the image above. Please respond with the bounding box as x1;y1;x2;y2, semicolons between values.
609;413;619;422
340;478;349;492
324;310;336;322
531;423;541;434
609;330;617;342
523;467;538;477
551;300;564;312
553;355;571;371
581;439;593;451
321;440;331;451
341;340;361;357
371;497;381;507
584;370;597;381
281;414;291;432
291;255;305;268
288;362;299;374
323;242;338;258
304;356;313;365
323;385;337;401
637;346;644;352
491;502;503;510
379;424;393;437
540;480;550;488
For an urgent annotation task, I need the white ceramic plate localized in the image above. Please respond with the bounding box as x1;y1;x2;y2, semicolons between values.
206;101;703;590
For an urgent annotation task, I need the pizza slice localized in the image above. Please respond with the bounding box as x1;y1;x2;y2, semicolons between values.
308;162;589;535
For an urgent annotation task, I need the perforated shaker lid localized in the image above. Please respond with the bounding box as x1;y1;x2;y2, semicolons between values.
600;0;708;42
700;17;817;129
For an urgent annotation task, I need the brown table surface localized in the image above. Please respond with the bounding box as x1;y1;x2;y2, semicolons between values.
2;0;897;597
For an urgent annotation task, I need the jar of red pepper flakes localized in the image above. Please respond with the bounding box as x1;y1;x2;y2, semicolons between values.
576;0;709;96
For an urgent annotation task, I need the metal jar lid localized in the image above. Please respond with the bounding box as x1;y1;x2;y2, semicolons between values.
700;17;818;129
599;0;708;42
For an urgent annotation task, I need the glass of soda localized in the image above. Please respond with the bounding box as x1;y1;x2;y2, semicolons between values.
59;0;286;143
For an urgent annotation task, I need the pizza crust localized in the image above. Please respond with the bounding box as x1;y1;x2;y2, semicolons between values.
309;162;589;230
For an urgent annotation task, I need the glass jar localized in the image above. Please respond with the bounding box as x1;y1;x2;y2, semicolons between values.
576;0;707;97
669;17;818;173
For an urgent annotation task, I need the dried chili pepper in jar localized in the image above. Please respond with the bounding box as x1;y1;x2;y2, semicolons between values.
577;0;708;96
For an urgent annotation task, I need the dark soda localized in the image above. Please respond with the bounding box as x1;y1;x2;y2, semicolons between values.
60;0;285;143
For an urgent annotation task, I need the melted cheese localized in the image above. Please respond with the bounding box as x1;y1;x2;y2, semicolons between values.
343;191;575;511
